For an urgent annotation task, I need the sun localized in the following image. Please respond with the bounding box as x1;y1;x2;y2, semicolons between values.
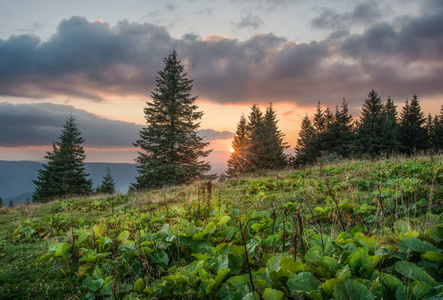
230;147;235;153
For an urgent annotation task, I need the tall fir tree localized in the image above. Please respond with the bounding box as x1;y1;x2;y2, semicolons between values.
382;96;400;155
324;98;354;158
0;195;3;208
294;115;318;165
245;104;266;171
352;89;389;157
261;103;289;169
226;114;249;177
399;95;428;155
33;116;93;202
133;50;211;190
312;102;326;155
96;166;116;194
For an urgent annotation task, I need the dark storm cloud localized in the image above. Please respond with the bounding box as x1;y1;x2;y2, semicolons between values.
1;4;443;107
0;102;233;147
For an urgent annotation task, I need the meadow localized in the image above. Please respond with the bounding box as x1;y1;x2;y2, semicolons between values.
1;155;442;299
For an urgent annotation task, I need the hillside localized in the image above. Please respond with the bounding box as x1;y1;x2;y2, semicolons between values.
0;156;442;299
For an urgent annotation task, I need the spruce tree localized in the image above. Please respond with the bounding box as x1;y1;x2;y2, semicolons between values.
0;195;3;208
226;114;249;177
245;104;266;171
430;105;443;151
352;89;388;157
96;166;116;194
325;98;354;158
133;50;211;190
382;96;400;155
9;199;13;208
33;116;93;202
399;95;428;155
262;103;288;169
294;115;318;165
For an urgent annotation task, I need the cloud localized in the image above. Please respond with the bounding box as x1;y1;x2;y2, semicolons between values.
235;14;265;29
0;6;443;108
311;2;382;30
0;102;233;148
198;129;234;142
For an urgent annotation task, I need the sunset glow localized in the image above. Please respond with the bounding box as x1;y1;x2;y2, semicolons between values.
230;147;235;153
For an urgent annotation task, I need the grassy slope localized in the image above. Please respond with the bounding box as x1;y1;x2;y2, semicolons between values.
0;155;442;299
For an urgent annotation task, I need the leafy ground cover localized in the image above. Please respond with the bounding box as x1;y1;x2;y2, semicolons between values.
1;156;442;299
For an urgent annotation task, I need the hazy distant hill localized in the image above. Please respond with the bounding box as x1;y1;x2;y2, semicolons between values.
0;161;138;205
0;160;227;206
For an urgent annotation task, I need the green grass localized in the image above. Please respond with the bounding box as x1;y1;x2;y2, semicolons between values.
0;155;442;299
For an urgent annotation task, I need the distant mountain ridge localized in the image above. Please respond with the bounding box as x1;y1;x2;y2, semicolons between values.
0;160;227;206
0;161;138;205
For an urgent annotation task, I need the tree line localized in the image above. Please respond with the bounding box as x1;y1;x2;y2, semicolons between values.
293;90;443;166
227;89;443;177
30;50;443;202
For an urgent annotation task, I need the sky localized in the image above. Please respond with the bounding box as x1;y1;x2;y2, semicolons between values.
0;0;442;170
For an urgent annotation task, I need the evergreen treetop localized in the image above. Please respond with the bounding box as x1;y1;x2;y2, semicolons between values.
294;114;317;165
353;89;388;157
245;104;266;171
133;50;211;190
226;114;249;177
399;94;428;154
96;166;116;194
262;103;288;169
33;116;93;202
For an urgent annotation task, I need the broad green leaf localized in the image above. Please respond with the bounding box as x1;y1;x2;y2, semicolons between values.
333;279;374;300
221;226;237;241
213;269;230;291
82;277;104;292
402;231;419;238
100;280;113;296
228;254;243;275
227;274;250;289
193;222;216;240
421;251;443;263
394;261;438;287
133;278;144;293
218;216;231;227
398;237;437;252
216;255;229;272
230;245;244;256
287;272;321;293
427;224;443;242
266;255;281;273
279;256;304;276
102;237;113;245
262;288;284;300
394;220;410;234
251;222;266;232
395;281;432;300
55;243;71;257
117;230;130;242
347;248;374;277
243;292;260;300
355;234;381;254
321;278;344;296
150;251;169;265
